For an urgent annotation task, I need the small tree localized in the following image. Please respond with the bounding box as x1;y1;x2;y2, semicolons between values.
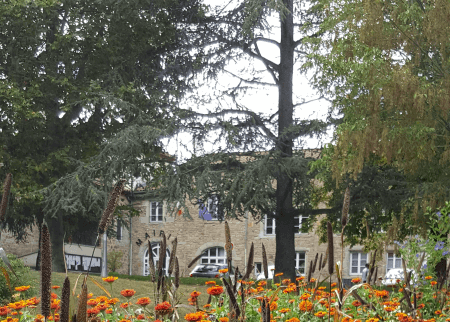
107;250;123;273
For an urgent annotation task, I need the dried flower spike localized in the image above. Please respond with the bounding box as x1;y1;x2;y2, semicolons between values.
40;224;52;318
262;243;268;280
168;237;177;275
77;282;88;322
98;180;126;234
327;222;334;275
60;276;70;322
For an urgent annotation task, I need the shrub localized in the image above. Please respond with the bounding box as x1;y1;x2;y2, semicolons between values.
0;253;38;304
107;250;124;272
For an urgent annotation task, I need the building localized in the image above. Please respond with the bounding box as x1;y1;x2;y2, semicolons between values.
0;154;404;283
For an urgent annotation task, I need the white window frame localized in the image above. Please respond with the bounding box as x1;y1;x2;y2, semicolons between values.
264;215;276;235
149;201;163;223
201;247;226;264
294;215;309;234
143;242;170;276
295;252;306;275
350;252;368;275
254;262;262;275
387;252;402;272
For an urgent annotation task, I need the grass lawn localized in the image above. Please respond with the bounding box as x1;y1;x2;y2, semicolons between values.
26;270;212;317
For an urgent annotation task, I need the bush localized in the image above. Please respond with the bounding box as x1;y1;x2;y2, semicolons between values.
107;250;123;272
0;253;38;304
107;272;223;285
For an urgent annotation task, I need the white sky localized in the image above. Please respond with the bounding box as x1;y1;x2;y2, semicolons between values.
163;1;334;162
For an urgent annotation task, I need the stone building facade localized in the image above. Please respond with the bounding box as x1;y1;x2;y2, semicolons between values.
0;195;402;283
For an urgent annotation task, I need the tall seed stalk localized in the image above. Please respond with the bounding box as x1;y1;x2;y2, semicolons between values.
40;224;52;320
88;180;126;274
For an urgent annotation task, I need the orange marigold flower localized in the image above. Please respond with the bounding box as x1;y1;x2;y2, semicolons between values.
0;306;10;316
185;312;204;321
120;302;130;309
107;298;120;305
205;281;216;285
51;292;58;299
279;308;290;314
155;301;172;315
417;304;425;309
106;308;113;314
8;301;26;311
51;299;61;310
51;285;60;289
331;282;337;287
26;297;40;306
351;278;361;283
298;300;313;312
136;297;151;307
384;306;395;312
136;314;145;320
218;268;228;274
87;299;99;307
96;303;109;311
431;281;438;286
286;319;300;322
425;276;433;280
207;286;224;296
87;293;93;299
15;285;31;292
190;291;201;298
282;279;291;285
96;296;108;303
352;300;361;307
314;311;327;318
102;276;119;283
258;281;267;287
120;289;136;298
310;278;316;283
300;293;311;300
275;272;283;277
87;307;100;316
288;299;295;304
118;319;132;322
218;318;229;322
203;304;211;309
435;310;442;315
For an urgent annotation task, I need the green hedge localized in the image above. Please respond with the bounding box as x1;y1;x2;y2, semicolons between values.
108;272;223;285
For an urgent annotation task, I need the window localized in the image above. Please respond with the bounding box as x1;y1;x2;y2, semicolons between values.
144;242;170;276
295;252;306;274
265;215;308;235
294;215;309;234
199;195;223;220
387;252;402;271
207;195;222;220
350;252;368;275
201;247;226;264
265;215;276;235
116;220;122;240
150;201;163;222
254;262;262;275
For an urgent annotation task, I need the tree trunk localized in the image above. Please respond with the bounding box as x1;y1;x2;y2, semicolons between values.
50;212;66;272
275;0;296;282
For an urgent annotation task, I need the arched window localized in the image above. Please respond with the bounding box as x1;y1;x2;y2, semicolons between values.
201;247;226;264
144;242;170;276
